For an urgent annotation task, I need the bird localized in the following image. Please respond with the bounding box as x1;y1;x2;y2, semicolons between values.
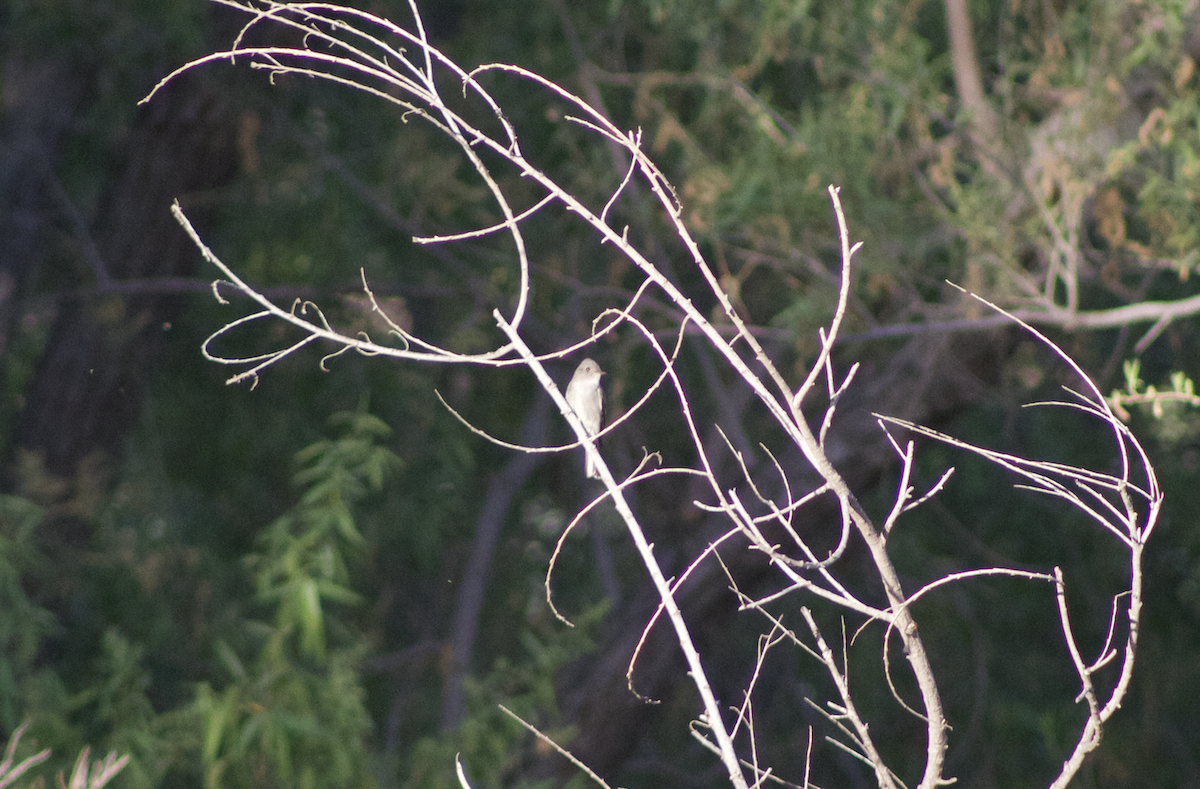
564;358;605;478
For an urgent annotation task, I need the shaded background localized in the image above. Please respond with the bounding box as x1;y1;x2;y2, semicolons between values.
1;0;1199;787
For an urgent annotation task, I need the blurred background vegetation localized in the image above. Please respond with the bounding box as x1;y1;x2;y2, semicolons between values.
1;0;1198;786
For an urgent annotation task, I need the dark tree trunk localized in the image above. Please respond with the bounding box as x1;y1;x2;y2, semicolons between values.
8;79;238;478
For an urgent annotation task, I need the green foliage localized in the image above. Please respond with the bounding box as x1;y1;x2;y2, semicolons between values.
193;410;399;789
0;497;183;788
250;410;399;663
0;496;58;732
71;630;201;789
192;646;373;789
402;604;604;789
1110;359;1200;444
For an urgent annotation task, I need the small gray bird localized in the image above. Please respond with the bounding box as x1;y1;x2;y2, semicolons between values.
564;358;604;478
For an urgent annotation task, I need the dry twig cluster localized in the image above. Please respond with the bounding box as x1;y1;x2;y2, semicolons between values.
143;3;1163;787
